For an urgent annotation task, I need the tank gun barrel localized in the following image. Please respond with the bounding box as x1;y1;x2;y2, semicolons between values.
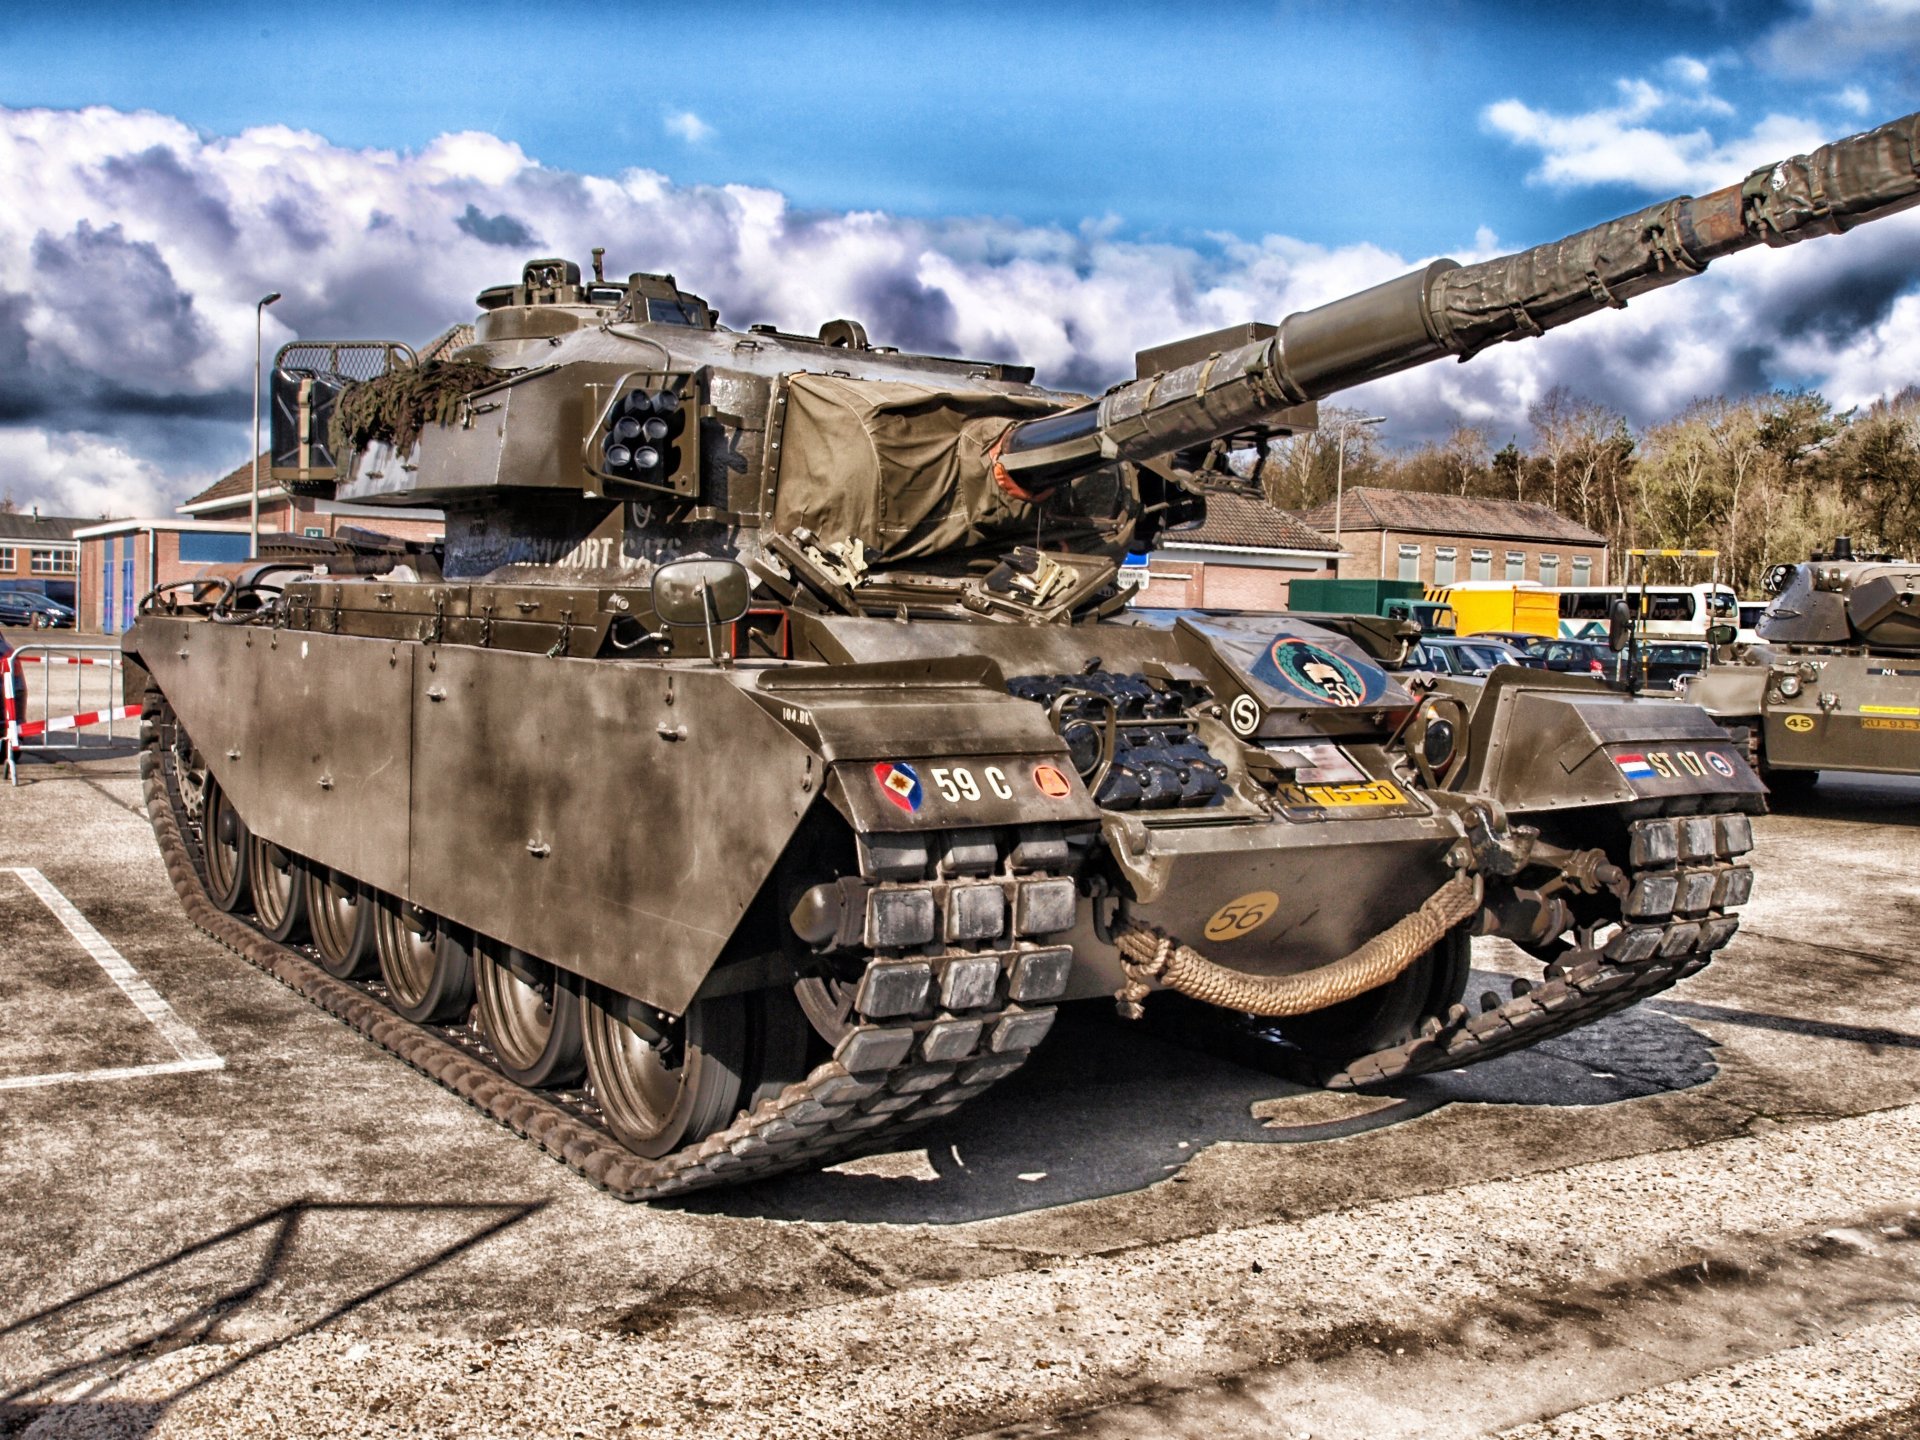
995;111;1920;488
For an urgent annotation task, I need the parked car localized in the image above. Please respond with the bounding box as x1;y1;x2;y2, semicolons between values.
0;591;76;628
1635;642;1711;692
1406;636;1537;677
1510;636;1622;680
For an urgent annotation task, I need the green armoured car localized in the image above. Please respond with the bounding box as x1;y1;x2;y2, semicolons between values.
1683;539;1920;795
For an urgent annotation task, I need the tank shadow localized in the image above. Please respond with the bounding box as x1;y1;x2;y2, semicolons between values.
0;1198;544;1439
679;968;1719;1226
1763;771;1920;826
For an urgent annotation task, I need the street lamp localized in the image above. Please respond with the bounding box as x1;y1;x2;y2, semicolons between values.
250;292;283;558
1331;413;1386;578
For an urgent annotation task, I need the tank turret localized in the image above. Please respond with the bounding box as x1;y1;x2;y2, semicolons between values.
1757;541;1920;653
273;111;1920;600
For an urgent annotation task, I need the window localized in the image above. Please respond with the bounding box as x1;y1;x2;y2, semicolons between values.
1539;553;1560;587
1469;548;1492;582
1397;543;1421;582
29;548;75;575
0;547;13;572
1434;546;1457;585
1571;555;1593;585
1505;550;1526;583
178;533;252;564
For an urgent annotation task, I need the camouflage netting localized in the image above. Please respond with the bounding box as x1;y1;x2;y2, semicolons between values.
330;360;512;457
771;375;1066;564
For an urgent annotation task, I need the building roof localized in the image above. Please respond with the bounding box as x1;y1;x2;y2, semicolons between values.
73;518;251;540
0;512;84;544
1297;488;1606;546
420;323;475;360
180;453;273;514
1162;491;1339;554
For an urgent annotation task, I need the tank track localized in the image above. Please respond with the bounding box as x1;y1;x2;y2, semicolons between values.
1324;807;1757;1089
139;691;1055;1201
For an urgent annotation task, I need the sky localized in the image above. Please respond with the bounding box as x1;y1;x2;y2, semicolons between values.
1;0;1917;518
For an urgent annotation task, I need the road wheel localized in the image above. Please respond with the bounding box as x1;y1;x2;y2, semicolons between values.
202;779;250;914
582;989;748;1158
373;895;475;1025
1279;928;1471;1069
303;863;375;979
473;940;585;1088
245;834;308;943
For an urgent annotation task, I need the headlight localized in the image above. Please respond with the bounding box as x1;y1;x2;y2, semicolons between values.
1421;717;1456;769
1777;674;1802;698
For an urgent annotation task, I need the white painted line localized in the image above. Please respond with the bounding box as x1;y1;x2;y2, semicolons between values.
3;865;225;1085
0;1056;224;1092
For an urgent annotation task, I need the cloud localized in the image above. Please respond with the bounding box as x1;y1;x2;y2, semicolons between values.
664;110;715;144
1759;0;1920;76
1483;70;1830;193
0;101;1915;521
454;203;539;248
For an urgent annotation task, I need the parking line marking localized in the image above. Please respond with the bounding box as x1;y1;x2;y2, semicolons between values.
2;866;224;1089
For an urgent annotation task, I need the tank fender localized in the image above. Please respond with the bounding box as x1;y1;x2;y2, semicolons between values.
750;658;1098;831
1680;664;1768;720
1461;679;1763;812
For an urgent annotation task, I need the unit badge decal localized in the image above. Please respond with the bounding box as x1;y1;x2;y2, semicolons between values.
873;761;924;813
1252;638;1383;708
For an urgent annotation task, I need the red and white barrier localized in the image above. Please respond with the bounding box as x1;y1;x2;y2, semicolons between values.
5;644;133;785
12;705;142;740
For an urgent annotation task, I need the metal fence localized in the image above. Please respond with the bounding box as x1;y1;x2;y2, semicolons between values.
3;644;140;785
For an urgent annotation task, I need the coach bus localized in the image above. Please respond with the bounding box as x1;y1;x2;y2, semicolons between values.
1552;583;1738;642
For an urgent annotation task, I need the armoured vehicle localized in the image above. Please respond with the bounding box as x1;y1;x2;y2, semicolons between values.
128;113;1920;1198
1683;538;1920;794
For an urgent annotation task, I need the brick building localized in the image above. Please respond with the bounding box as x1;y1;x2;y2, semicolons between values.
178;452;445;547
73;519;254;635
1131;492;1339;611
1297;488;1608;588
0;512;82;606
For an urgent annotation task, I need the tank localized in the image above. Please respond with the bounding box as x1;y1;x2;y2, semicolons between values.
1682;537;1920;794
127;112;1920;1198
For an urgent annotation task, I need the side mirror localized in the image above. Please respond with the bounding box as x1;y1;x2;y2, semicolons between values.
1607;598;1634;653
1706;624;1737;646
651;558;751;664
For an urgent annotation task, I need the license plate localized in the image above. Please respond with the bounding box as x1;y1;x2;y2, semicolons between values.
1301;779;1409;808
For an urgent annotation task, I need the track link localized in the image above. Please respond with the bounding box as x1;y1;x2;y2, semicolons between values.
1325;809;1757;1088
140;692;1055;1201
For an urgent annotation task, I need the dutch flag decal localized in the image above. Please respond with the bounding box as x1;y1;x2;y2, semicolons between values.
1615;753;1658;781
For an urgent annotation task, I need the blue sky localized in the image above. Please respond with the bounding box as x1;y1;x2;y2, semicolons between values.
1;0;1917;516
0;0;1866;252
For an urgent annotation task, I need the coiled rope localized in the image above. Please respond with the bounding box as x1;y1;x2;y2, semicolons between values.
1114;869;1483;1018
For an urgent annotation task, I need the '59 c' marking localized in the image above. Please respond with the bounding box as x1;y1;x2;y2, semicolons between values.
929;764;1015;804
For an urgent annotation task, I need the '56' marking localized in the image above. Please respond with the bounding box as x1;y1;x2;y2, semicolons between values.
929;764;1015;803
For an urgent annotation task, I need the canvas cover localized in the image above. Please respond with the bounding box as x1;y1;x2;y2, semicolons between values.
771;374;1066;563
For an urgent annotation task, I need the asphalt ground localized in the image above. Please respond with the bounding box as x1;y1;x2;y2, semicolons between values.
2;704;1918;1439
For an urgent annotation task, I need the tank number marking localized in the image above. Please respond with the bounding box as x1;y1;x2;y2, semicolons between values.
1863;718;1920;731
779;705;811;729
929;765;1015;804
1204;890;1279;942
1784;715;1816;732
1618;749;1743;782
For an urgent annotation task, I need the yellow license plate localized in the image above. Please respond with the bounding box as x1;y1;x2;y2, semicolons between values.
1301;779;1409;808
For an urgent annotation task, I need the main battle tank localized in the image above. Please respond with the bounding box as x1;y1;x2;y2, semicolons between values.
1683;538;1920;794
129;113;1920;1197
